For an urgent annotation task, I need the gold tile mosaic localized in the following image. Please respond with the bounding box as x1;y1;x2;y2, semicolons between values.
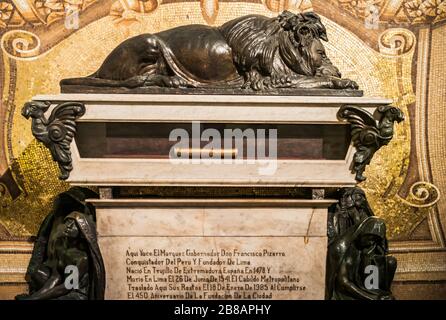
0;1;437;241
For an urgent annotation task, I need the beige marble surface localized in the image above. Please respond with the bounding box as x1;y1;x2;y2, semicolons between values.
100;236;328;300
70;156;357;187
96;206;328;237
33;93;392;105
28;94;393;187
94;199;332;300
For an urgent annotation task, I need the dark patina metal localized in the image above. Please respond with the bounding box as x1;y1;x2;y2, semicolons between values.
16;187;105;300
326;187;397;300
21;101;85;180
337;105;405;181
61;11;360;95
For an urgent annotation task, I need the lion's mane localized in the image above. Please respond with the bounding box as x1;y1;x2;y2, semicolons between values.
218;12;320;79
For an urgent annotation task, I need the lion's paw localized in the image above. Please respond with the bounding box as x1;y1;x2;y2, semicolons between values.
164;76;189;88
143;75;189;88
250;79;265;91
332;78;359;90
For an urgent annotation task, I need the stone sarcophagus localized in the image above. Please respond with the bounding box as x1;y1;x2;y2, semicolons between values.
22;93;400;300
27;94;395;187
19;11;401;301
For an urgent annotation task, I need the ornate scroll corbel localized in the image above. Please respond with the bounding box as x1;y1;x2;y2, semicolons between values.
21;101;86;180
337;105;404;182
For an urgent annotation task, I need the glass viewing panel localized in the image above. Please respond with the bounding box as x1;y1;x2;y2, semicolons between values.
76;122;351;160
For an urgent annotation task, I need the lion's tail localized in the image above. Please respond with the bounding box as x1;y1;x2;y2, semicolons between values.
60;77;138;88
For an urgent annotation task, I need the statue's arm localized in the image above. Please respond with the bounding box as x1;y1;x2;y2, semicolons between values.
315;55;342;78
336;260;381;300
76;252;89;277
22;283;71;300
19;251;89;300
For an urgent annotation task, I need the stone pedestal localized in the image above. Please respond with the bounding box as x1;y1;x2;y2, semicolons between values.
92;199;334;300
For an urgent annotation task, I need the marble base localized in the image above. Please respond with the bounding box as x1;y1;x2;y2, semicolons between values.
90;198;335;300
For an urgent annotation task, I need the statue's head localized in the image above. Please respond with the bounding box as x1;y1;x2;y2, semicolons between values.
63;215;80;238
277;11;341;77
376;105;405;123
62;211;97;244
355;217;387;251
21;101;51;119
340;187;367;210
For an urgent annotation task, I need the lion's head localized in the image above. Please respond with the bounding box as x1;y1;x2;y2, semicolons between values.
220;11;341;80
277;11;341;77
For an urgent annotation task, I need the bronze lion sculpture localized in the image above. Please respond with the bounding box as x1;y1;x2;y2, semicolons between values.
61;11;358;92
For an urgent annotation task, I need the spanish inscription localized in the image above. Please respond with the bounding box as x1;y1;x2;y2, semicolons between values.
98;209;328;300
124;247;306;300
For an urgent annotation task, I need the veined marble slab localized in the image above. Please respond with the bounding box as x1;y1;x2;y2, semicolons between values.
91;198;334;300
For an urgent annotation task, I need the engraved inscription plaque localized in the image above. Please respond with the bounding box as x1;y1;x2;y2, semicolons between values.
92;199;334;300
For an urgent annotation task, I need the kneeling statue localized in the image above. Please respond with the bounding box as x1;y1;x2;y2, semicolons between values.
16;187;105;300
326;188;397;300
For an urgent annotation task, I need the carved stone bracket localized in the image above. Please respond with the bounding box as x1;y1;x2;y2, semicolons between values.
21;100;86;180
337;104;405;182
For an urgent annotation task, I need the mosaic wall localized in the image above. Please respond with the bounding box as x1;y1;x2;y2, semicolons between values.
0;0;445;250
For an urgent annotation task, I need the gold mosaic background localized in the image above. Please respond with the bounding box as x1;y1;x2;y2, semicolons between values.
0;0;445;241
